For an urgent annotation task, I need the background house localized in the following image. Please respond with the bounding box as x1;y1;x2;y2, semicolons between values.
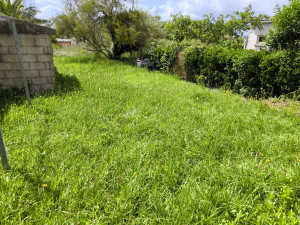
50;22;76;46
244;19;273;51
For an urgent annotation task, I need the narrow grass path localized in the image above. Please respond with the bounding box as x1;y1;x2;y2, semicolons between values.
0;56;299;224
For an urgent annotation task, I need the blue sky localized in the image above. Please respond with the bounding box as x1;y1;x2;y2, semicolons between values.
35;0;290;21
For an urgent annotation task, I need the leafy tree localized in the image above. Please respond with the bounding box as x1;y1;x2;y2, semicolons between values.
164;13;193;42
56;0;163;59
267;0;300;50
164;5;266;47
225;4;265;39
0;0;45;24
113;10;164;57
191;14;227;44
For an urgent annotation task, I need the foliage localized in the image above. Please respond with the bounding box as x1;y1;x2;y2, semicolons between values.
184;45;240;86
164;13;193;42
259;50;300;97
183;45;299;98
225;4;265;39
0;54;299;223
113;10;164;56
56;0;164;59
146;39;181;72
164;5;266;46
267;0;300;50
183;44;206;82
0;0;45;24
231;50;267;96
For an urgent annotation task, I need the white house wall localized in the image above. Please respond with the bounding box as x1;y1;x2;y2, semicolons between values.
245;23;273;50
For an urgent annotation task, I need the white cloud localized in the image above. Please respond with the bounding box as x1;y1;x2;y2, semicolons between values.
146;0;290;20
33;0;291;20
36;5;63;19
35;0;60;4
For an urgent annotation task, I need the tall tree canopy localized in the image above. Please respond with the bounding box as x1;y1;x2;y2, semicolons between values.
0;0;45;24
164;5;266;47
56;0;164;59
267;0;300;50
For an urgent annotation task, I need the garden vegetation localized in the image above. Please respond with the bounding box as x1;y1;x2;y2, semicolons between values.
0;53;299;223
0;0;299;224
146;0;300;99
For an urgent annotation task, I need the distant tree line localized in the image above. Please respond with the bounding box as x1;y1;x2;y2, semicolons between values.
55;0;164;59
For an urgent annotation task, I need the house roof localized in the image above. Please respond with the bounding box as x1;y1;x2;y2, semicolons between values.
0;15;56;35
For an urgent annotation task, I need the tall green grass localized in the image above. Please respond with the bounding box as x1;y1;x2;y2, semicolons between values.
0;54;299;224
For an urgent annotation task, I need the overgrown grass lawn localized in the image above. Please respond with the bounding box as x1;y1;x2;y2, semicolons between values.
1;55;299;224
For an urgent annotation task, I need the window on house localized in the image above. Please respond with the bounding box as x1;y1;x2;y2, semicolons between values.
258;36;265;43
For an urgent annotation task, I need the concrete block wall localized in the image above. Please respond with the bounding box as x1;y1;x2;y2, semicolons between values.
0;33;55;92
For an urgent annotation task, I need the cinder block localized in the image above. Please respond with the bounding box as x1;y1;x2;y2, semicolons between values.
0;63;12;70
31;77;48;85
30;83;41;92
13;78;24;87
26;47;45;55
25;70;39;78
9;46;27;55
0;47;9;54
40;70;51;77
36;37;52;47
46;47;54;55
50;70;55;76
38;55;53;62
5;70;22;79
23;55;37;63
0;37;14;47
19;36;36;47
11;63;20;70
49;77;55;83
30;62;45;70
41;83;54;90
1;55;18;63
49;62;55;70
0;71;5;79
0;78;15;86
48;77;56;84
11;62;30;70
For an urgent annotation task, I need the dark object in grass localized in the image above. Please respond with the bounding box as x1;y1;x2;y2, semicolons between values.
141;59;155;70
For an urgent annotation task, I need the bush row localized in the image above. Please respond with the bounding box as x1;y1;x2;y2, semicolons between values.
146;40;300;99
146;39;181;72
184;46;300;98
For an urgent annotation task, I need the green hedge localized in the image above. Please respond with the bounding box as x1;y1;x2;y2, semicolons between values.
146;40;300;99
259;50;300;97
232;50;267;96
184;46;299;98
184;45;240;87
146;40;181;72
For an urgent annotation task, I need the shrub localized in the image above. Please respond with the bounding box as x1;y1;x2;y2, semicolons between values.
259;50;300;98
184;45;240;87
232;50;267;96
146;40;181;72
183;44;205;82
147;38;299;99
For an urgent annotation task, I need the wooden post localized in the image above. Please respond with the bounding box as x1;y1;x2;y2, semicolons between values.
10;21;32;106
0;127;9;170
